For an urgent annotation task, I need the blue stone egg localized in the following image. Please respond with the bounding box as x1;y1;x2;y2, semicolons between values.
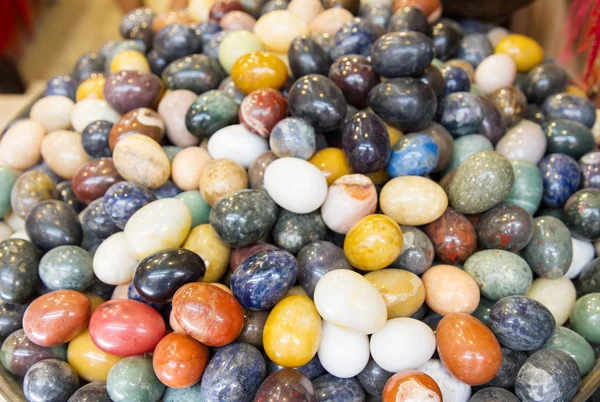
127;282;164;311
457;32;493;67
437;92;484;135
387;133;439;177
45;75;77;101
313;374;365;402
331;17;384;60
266;353;327;380
542;93;596;128
440;65;471;95
200;342;266;402
231;249;299;310
103;181;156;229
153;180;183;199
538;153;581;208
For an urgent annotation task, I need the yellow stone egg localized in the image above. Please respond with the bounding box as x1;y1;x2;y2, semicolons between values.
385;123;403;146
183;224;231;283
380;176;448;225
208;282;233;295
566;85;588;98
366;169;390;185
308;148;353;186
344;214;403;271
263;295;322;367
84;292;105;312
76;75;106;101
495;34;544;73
110;50;150;73
67;329;123;382
365;269;426;318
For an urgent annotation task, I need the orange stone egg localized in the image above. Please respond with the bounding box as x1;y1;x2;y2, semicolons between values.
383;370;443;402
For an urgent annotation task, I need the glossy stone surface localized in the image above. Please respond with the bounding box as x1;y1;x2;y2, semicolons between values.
209;189;277;247
441;65;471;95
477;204;533;252
489;86;527;127
232;249;298;310
185;90;239;139
296;241;351;297
371;31;434;78
327;55;377;109
89;299;165;356
477;95;508;145
423;207;476;265
236;308;268;347
67;382;111;402
380;176;447;225
107;356;165;402
182;224;231;282
387;133;439;177
329;17;382;60
287;35;329;78
23;359;79;402
368;77;437;132
207;124;269;168
470;388;518;402
80;199;120;246
522;62;568;104
342;111;391;174
269;117;317;160
230;52;288;95
174;190;211;228
465;249;532;301
318;319;369;377
489;296;555;351
344;214;403;271
545;119;594;159
56;181;85;213
523;216;572;279
200;342;265;402
162;54;226;94
72;158;122;205
39;246;93;291
580;152;600;189
436;313;502;386
25;200;82;251
10;170;57;219
152;332;209;388
448;151;514;214
157;90;199;147
103;181;156;229
542;93;596;128
102;71;161;114
0;329;66;377
515;349;580;402
198;159;248;206
23;290;90;347
45;74;77;100
0;302;27;339
430;18;462;61
482;346;528;389
273;210;326;254
564;189;600;240
134;249;205;303
313;374;365;402
0;120;45;171
445;134;493;173
539;325;594;375
422;264;480;316
314;270;386;334
504;160;543;214
254;368;317;402
108;108;164;152
391;226;434;275
113;134;170;190
527;276;576;326
239;89;287;138
438;92;484;135
173;282;243;346
420;122;454;172
321;174;376;234
40;129;91;179
67;329;122;382
264;295;322;368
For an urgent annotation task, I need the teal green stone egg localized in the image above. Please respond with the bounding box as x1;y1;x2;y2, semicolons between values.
163;383;202;402
444;134;493;174
545;119;594;160
38;245;94;291
570;293;600;344
185;90;239;138
523;216;573;279
538;326;595;375
472;297;496;326
176;190;211;228
162;146;183;163
464;249;532;301
107;356;165;402
0;167;18;217
448;151;515;214
504;160;543;215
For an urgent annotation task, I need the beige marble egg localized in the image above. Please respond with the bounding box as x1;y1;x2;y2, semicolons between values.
254;10;308;53
220;11;256;31
172;147;212;191
198;158;248;206
0;120;45;171
158;90;200;147
113;134;171;189
41;130;90;179
309;8;354;35
30;96;75;132
288;0;323;23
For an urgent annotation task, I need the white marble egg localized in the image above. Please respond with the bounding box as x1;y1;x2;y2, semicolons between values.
419;359;471;402
370;317;436;372
71;98;120;132
263;157;328;214
495;120;546;164
566;237;595;279
93;232;139;285
314;270;387;334
207;124;269;168
317;321;370;378
30;95;74;132
475;54;517;94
